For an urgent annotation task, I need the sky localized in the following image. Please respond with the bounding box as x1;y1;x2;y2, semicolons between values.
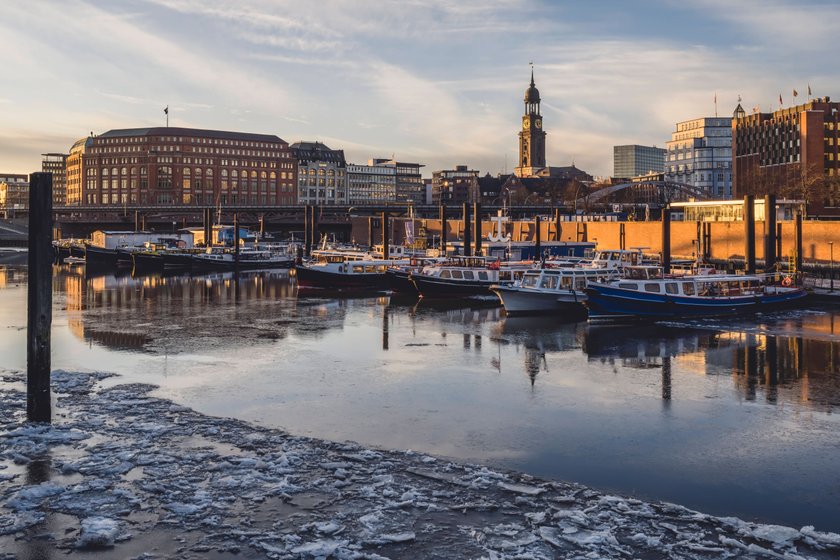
1;0;838;178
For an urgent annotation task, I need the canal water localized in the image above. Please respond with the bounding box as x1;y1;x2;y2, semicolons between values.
1;261;839;532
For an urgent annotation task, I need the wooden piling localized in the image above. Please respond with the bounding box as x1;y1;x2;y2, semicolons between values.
534;215;541;261
367;216;374;250
473;202;482;256
311;205;319;249
744;195;756;274
304;204;311;257
381;212;389;259
795;210;803;273
27;172;52;423
764;194;777;272
439;204;447;253
554;208;561;241
462;203;471;257
233;213;240;270
661;208;671;274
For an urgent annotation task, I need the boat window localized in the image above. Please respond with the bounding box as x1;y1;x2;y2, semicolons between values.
521;274;539;287
440;269;451;279
665;282;679;294
377;266;387;273
365;265;376;273
561;277;573;288
682;282;695;296
499;271;511;282
540;275;558;289
462;270;474;280
575;278;587;289
352;265;363;273
618;283;638;290
478;271;488;281
451;270;463;279
644;283;661;293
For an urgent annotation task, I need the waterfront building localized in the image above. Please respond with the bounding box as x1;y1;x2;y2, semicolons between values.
665;115;733;198
613;145;665;179
732;96;840;216
347;160;397;204
432;165;479;205
291;141;347;206
41;153;68;206
64;127;297;207
0;173;29;218
346;158;424;205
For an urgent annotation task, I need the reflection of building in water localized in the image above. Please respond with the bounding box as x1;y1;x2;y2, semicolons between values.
0;266;27;288
58;268;306;352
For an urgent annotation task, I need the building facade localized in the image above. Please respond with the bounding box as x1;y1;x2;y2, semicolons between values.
431;165;479;205
515;69;547;178
65;127;297;207
291;142;347;206
42;153;68;206
347;161;397;204
369;158;424;203
613;145;665;178
664;116;733;198
732;96;840;216
0;173;29;218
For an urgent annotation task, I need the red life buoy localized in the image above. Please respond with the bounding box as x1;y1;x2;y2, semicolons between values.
781;276;792;287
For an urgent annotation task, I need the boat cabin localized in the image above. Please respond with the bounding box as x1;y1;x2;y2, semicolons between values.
519;267;618;291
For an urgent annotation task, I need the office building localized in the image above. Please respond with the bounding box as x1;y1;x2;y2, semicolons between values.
291;142;347;205
613;145;665;178
432;165;479;205
0;173;29;217
665;116;733;198
64;127;296;206
42;153;68;206
733;96;840;216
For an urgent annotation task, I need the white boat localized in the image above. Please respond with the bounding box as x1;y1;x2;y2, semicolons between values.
490;249;646;315
192;247;294;270
295;251;410;290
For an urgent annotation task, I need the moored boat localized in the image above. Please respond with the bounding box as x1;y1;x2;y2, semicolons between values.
295;251;410;290
410;256;529;299
585;267;807;322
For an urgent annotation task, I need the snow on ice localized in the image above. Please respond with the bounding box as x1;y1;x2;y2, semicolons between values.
0;369;839;559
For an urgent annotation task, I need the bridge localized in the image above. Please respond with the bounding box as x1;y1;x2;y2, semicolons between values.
576;181;713;208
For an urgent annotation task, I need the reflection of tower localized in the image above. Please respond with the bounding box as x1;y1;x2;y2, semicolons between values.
515;67;547;178
661;355;672;402
382;307;389;351
524;348;544;387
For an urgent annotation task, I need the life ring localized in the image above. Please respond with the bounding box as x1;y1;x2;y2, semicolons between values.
781;276;792;287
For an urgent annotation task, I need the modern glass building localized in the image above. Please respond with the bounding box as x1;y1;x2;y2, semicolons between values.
613;145;665;179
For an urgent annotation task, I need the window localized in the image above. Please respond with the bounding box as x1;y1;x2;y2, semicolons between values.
618;283;638;290
665;283;679;294
644;283;661;293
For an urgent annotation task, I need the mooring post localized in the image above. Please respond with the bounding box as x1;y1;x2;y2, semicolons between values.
367;216;374;250
794;210;803;274
439;204;447;254
744;195;756;274
381;211;389;259
661;207;671;274
311;205;319;250
462;203;472;257
28;172;52;423
554;208;561;241
233;213;240;270
304;204;311;257
775;223;782;266
534;215;542;261
620;222;626;251
473;202;482;256
764;194;777;272
703;222;712;261
134;210;140;231
259;214;265;240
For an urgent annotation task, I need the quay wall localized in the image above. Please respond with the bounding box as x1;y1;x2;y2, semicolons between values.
353;217;840;264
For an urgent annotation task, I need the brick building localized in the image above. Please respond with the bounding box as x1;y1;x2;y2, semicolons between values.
0;173;28;218
65;127;297;206
733;96;840;216
432;165;479;205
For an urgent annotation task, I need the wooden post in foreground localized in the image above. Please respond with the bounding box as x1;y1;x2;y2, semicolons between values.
28;172;52;423
661;208;671;275
233;213;240;270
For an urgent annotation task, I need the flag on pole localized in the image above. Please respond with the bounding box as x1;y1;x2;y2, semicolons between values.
808;83;812;96
779;94;783;106
793;89;798;97
164;106;169;115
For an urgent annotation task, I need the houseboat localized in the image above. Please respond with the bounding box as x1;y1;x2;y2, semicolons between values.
409;256;530;299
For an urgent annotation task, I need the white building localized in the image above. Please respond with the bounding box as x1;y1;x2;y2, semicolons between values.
347;161;397;204
665;116;733;198
291;142;347;205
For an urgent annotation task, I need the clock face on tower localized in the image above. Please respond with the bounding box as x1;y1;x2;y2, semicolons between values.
522;117;530;130
535;118;542;129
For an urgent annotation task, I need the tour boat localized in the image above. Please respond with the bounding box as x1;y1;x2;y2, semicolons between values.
294;251;410;289
490;249;646;315
385;257;448;295
409;256;530;299
585;267;807;322
192;247;295;271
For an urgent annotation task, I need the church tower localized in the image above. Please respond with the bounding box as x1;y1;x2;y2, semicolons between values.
515;68;546;178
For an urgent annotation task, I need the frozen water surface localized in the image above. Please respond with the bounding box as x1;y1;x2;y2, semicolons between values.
1;265;839;558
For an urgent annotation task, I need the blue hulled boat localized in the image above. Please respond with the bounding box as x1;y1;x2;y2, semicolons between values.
585;267;807;322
